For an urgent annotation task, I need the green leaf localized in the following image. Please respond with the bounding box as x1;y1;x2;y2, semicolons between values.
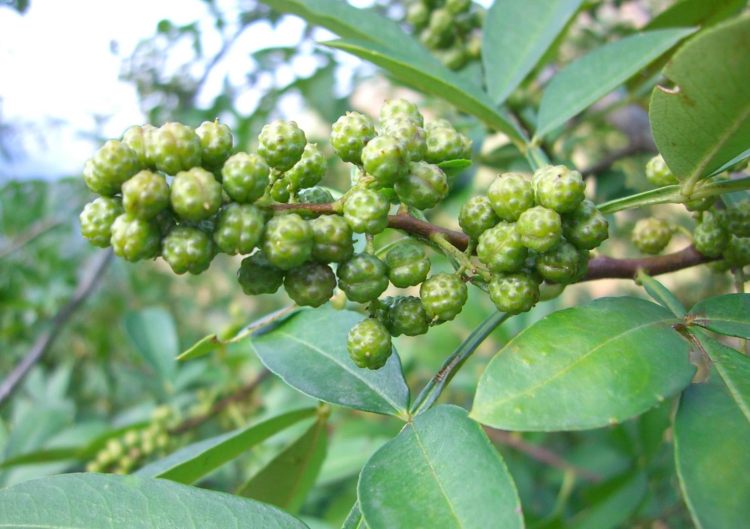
570;472;647;529
323;39;527;144
177;333;220;361
646;0;746;30
708;146;750;177
483;0;584;105
436;159;472;171
674;378;750;529
358;405;523;529
689;293;750;339
472;297;694;431
136;407;317;483
250;307;410;417
650;17;750;188
239;417;328;513
636;271;686;317
537;28;694;138
341;503;366;529
0;472;309;528
123;307;178;381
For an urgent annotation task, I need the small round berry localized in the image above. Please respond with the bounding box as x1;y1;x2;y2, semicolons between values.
196;120;233;168
723;236;750;267
270;177;292;203
406;2;430;29
284;262;336;307
424;126;472;163
380;118;427;162
420;26;450;50
487;172;534;222
257;120;307;171
534;165;586;214
394;161;449;210
80;197;123;247
477;222;528;273
262;213;313;270
645;155;678;187
693;211;729;258
420;273;467;322
535;240;584;284
337;253;389;303
562;200;609;250
162;226;214;274
428;8;453;37
110;214;160;262
310;214;354;263
436;46;469;70
237;252;285;295
379;98;424;127
347;319;392;370
285;143;326;191
467;34;482;59
151;122;202;175
489;273;540;314
446;0;471;15
384;242;430;288
122;124;157;168
684;195;714;212
84;140;140;196
298;186;334;205
170;167;223;222
213;203;265;255
330;111;376;164
361;135;410;186
723;201;750;237
222;152;270;203
343;188;390;234
632;218;672;255
517;206;562;252
122;170;170;219
386;296;430;337
459;195;499;239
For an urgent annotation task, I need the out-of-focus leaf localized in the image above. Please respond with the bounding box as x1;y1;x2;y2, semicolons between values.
570;472;647;529
646;0;746;29
123;306;178;381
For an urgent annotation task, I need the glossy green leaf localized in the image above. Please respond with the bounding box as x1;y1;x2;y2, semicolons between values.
358;405;523;529
0;472;308;528
689;293;750;339
650;17;750;187
472;297;694;431
136;407;317;483
708;146;750;176
177;333;220;361
483;0;584;105
674;378;750;529
341;503;366;529
323;39;526;144
239;417;328;513
251;307;410;417
637;272;686;317
537;28;694;138
646;0;746;30
570;472;647;529
123;307;178;381
437;159;472;171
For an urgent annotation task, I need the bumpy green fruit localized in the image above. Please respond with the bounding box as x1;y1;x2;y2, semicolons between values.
645;155;678;187
384;242;430;288
196;120;233;168
406;2;430;29
80;197;123;247
477;222;527;273
428;8;453;37
517;206;562;252
337;253;389;303
270;177;292;203
424;126;471;163
534;165;585;214
361;135;409;186
723;236;750;267
723;201;750;237
262;213;313;270
83;140;140;196
151;122;202;175
347;319;392;370
286;143;326;190
380;118;427;162
386;296;430;336
487;172;534;221
420;273;467;322
310;215;354;263
693;211;729;258
394;161;448;209
343;188;390;234
632;218;672;255
436;46;469;70
562;199;609;250
459;195;499;239
162;226;214;274
379;98;424;127
170;167;223;221
213;203;265;255
122;170;170;219
222;152;270;203
110;214;160;262
536;240;584;284
257;120;306;171
122;124;157;168
284;263;336;307
298;186;334;205
330;111;375;164
489;273;540;314
237;252;285;295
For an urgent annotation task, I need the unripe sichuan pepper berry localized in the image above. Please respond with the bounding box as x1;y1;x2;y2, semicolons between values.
170;168;223;221
309;215;354;263
298;186;334;205
723;236;750;267
122;124;157;168
516;206;562;252
535;240;585;284
270;178;292;203
723;201;750;237
459;195;499;239
283;262;336;307
424;126;472;163
489;273;540;315
195;120;233;168
213;203;265;255
83;140;140;196
477;222;527;273
487;172;534;222
385;296;430;337
237;252;285;295
380;118;427;162
645;155;678;187
379;98;424;127
347;319;392;370
394;161;448;209
80;196;123;247
534;165;586;214
632;218;672;255
420;273;468;322
343;188;390;234
693;211;729;257
384;242;430;288
221;153;270;203
262;213;313;270
285;143;326;191
337;253;389;303
562;199;609;250
162;226;214;275
150;122;202;175
110;214;160;262
257;120;306;171
122;170;170;219
330;111;375;164
361;135;410;186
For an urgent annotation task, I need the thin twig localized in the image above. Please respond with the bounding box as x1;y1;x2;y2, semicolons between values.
0;218;65;259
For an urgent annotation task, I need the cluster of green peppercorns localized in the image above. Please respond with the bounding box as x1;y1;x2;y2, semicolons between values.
404;0;483;70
